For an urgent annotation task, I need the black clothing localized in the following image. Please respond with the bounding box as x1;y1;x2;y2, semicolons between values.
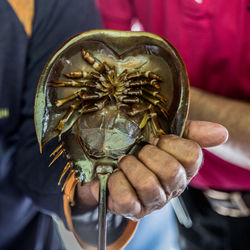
0;0;101;249
178;187;250;250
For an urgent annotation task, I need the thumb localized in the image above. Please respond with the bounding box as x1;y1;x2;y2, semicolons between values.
183;120;228;148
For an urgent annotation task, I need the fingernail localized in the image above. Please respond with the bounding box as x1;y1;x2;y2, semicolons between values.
118;154;126;163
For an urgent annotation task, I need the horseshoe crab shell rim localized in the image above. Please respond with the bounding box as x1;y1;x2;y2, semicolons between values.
34;29;190;152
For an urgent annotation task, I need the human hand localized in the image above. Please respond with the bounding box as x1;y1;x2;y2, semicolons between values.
74;120;228;220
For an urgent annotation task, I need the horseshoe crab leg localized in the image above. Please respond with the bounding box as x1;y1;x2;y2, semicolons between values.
96;165;114;250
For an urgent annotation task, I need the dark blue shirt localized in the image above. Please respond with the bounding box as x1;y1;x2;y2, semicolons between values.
0;0;102;249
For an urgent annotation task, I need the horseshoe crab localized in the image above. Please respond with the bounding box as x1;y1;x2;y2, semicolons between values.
34;30;189;250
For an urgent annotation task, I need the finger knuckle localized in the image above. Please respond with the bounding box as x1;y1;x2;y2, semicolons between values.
186;142;203;167
123;154;136;163
163;167;187;194
167;160;183;180
119;155;136;168
152;192;168;209
139;175;159;193
161;160;183;186
116;194;137;212
157;134;178;146
138;144;155;159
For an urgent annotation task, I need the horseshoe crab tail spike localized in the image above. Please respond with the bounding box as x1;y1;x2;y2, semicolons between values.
49;148;64;167
96;165;114;250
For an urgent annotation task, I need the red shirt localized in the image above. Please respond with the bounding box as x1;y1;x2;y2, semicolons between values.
96;0;250;190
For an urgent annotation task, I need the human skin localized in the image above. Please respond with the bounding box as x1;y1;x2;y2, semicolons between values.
189;87;250;170
74;120;228;219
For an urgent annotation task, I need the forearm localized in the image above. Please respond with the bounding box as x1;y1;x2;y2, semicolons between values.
189;87;250;169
